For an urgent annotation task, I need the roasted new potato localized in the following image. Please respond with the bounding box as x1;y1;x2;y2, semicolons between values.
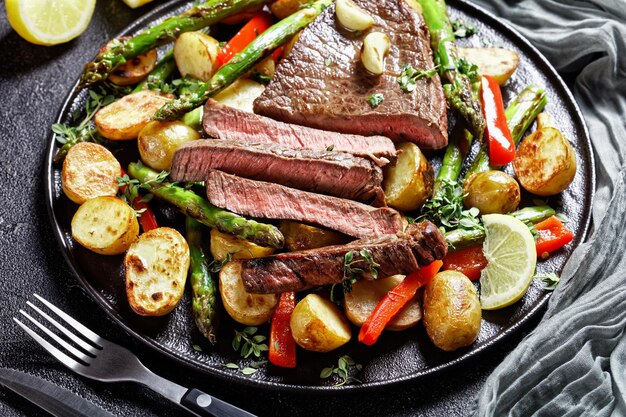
251;56;275;82
513;113;577;196
270;0;311;19
458;47;520;85
219;261;279;326
210;229;275;261
138;121;200;171
423;271;481;352
174;32;220;82
62;142;121;204
279;221;349;252
344;275;422;331
283;31;302;58
109;49;157;86
94;90;174;140
462;170;520;214
383;142;434;211
71;196;139;255
290;294;352;352
125;227;190;316
213;78;265;113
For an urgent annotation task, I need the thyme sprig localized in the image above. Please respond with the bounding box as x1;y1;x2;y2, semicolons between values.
418;179;483;233
232;327;269;359
224;360;267;375
331;249;380;306
117;162;168;216
398;64;439;93
535;272;560;291
320;355;362;386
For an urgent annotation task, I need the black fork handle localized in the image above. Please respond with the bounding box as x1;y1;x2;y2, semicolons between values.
181;388;257;417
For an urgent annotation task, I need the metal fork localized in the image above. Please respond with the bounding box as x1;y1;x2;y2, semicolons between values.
14;294;256;417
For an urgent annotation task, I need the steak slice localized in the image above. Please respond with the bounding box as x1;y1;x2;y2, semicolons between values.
241;221;447;294
205;170;402;238
203;99;397;162
171;139;384;204
253;0;448;149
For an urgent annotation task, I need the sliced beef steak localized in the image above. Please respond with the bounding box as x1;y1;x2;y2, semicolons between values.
172;139;384;203
205;170;402;238
241;221;447;294
253;0;448;149
203;99;397;161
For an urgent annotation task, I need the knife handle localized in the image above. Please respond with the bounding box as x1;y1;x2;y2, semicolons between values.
181;388;257;417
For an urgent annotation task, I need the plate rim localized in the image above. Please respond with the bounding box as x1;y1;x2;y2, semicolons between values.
44;0;595;393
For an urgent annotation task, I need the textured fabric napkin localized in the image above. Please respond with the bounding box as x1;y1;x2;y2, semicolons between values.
468;0;626;415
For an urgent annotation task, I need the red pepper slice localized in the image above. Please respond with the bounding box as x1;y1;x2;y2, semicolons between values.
215;11;274;68
534;216;574;259
358;260;443;345
269;292;297;368
481;75;515;166
119;168;158;233
442;246;488;281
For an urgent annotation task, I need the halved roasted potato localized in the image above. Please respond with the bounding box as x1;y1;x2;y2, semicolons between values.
383;142;434;211
125;227;190;316
138;120;200;171
62;142;121;204
458;47;520;85
270;0;311;19
219;261;278;326
94;90;174;140
513;114;577;196
174;32;220;82
213;79;265;113
278;220;349;252
71;196;139;255
462;170;520;214
344;275;422;331
290;294;352;352
109;49;158;86
210;229;275;261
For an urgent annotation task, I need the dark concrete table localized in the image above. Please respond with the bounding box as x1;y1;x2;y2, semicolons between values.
0;2;540;415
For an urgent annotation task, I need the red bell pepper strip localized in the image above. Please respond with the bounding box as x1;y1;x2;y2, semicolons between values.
119;168;158;232
442;246;488;281
358;260;443;345
269;292;297;368
481;75;515;166
534;216;574;259
215;11;274;68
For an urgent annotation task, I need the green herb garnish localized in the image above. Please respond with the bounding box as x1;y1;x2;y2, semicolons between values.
368;93;384;108
535;272;560;291
451;19;477;38
232;327;269;359
320;355;362;386
456;58;479;82
397;64;439;93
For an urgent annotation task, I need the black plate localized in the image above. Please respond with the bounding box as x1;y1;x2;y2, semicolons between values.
44;0;594;392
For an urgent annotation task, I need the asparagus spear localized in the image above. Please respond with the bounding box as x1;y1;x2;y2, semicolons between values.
445;205;555;250
416;0;485;140
79;0;266;89
128;162;284;248
466;84;547;177
132;49;176;93
186;216;219;344
154;0;332;121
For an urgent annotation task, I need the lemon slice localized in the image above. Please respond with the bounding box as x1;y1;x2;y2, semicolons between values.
479;214;537;310
6;0;96;46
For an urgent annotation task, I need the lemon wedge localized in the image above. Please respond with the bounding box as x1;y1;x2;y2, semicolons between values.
479;214;537;310
6;0;96;46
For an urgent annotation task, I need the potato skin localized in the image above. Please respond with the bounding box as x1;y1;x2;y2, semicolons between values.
423;271;481;352
290;294;352;352
213;79;266;113
462;170;520;214
71;196;139;255
278;221;349;252
125;227;190;316
270;0;311;19
210;228;274;261
138;121;200;171
219;261;278;325
513;127;577;196
109;49;157;86
383;142;434;211
94;90;174;140
62;142;121;204
344;275;422;331
174;32;220;82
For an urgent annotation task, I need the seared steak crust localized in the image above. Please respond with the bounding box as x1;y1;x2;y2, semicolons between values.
205;170;403;238
254;0;448;149
241;221;447;294
203;99;397;161
172;139;384;203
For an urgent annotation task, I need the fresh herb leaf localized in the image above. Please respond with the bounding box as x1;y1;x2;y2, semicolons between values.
535;272;560;291
192;344;203;352
320;355;362;386
451;19;477;38
225;362;240;369
418;179;483;233
251;71;272;85
556;213;569;224
326;144;335;151
324;57;334;67
207;253;233;274
241;367;258;375
456;58;479;82
397;64;439;93
232;327;269;359
368;93;384;108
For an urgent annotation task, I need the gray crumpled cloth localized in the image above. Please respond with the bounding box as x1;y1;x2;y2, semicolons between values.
468;0;626;415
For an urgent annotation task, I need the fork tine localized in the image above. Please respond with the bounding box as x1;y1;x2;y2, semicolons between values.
33;293;101;345
13;317;85;371
18;310;93;364
26;301;99;355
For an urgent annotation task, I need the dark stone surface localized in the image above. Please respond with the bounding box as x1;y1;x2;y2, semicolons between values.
0;1;544;416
